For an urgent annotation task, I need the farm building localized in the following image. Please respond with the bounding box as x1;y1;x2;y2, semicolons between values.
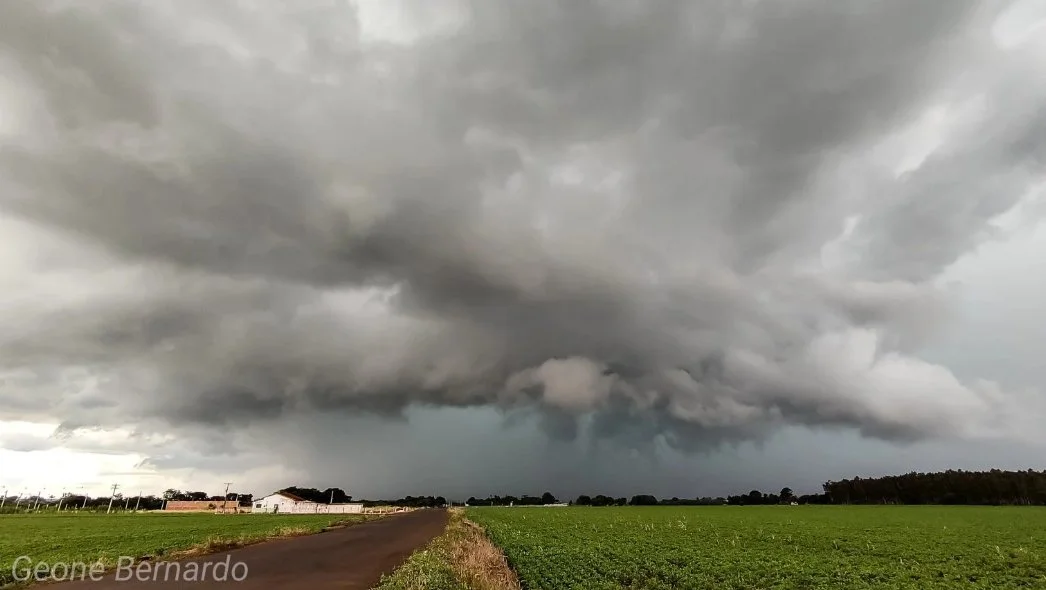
251;491;364;514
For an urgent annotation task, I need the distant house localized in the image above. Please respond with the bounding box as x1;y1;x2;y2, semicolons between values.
251;491;363;514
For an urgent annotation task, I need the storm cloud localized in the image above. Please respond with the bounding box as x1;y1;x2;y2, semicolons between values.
1;0;1044;473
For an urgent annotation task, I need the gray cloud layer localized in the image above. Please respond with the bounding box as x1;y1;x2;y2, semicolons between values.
1;0;1044;463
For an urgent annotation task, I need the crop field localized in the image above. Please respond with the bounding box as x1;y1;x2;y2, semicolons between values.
0;512;371;585
466;506;1046;589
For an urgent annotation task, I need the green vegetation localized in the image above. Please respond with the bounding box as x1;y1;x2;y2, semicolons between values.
0;512;371;586
373;528;468;590
467;506;1046;589
375;509;517;590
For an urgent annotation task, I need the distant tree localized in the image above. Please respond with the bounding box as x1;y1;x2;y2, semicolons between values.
321;488;351;504
187;491;208;501
779;487;794;502
541;492;558;505
575;495;592;506
629;495;658;506
162;489;181;501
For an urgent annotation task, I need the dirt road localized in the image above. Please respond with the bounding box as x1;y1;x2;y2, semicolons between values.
54;509;448;590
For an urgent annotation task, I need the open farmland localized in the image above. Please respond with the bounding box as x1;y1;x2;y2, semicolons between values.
0;512;373;586
466;506;1046;589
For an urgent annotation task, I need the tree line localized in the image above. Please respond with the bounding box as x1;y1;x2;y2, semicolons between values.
7;469;1042;513
571;488;829;506
465;492;561;506
821;469;1046;505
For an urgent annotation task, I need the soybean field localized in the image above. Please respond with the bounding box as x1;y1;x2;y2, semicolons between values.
466;506;1046;589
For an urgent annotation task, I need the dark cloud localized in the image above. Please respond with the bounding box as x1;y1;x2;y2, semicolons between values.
1;0;1044;486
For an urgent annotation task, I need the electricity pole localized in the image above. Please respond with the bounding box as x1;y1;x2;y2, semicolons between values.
222;483;232;514
32;489;43;511
81;491;89;510
57;492;65;512
134;491;142;512
0;487;6;510
106;484;119;514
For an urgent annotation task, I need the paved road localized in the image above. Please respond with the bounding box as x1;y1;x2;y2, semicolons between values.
55;509;449;590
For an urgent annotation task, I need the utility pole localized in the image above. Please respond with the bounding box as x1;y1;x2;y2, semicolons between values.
106;484;119;514
134;491;142;512
124;496;130;510
32;489;43;511
81;492;89;510
222;483;232;514
0;487;6;510
330;489;335;504
57;492;65;512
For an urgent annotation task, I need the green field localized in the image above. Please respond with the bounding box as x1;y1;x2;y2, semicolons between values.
466;506;1046;589
0;512;370;586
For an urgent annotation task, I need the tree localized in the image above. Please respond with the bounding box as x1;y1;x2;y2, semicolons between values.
779;487;794;502
629;495;658;506
575;495;592;506
321;488;351;504
541;492;558;505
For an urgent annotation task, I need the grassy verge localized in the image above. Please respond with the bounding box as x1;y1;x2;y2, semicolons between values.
0;513;378;587
374;508;519;590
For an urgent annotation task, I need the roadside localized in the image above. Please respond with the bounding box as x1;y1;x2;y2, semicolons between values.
373;508;519;590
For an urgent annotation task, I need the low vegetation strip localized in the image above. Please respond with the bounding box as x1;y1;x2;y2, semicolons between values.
0;512;375;587
467;506;1046;589
373;508;519;590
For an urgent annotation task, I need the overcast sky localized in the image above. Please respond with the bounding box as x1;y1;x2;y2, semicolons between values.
1;0;1045;501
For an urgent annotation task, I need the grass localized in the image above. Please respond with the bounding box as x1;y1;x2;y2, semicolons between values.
466;506;1046;589
375;508;519;590
0;512;374;587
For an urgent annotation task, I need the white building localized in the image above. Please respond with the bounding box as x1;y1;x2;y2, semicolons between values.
251;491;364;514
